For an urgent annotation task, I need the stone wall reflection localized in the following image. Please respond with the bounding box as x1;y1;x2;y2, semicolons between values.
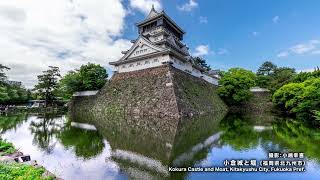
69;110;227;179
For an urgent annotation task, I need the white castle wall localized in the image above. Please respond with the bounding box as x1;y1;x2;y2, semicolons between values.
115;55;170;73
171;57;219;85
114;55;218;86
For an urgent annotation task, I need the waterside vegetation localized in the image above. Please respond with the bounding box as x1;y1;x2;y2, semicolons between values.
217;61;320;123
1;59;319;123
0;138;55;180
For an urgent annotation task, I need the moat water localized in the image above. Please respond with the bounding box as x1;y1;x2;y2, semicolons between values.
0;112;320;180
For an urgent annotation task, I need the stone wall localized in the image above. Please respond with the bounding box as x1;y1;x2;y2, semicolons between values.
69;65;228;141
171;66;227;116
70;65;227;117
230;91;275;124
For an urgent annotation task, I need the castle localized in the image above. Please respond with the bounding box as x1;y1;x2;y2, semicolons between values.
69;8;228;178
110;6;219;85
70;7;227;121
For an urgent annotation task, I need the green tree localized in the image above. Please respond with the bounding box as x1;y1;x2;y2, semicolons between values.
269;67;296;92
6;86;19;103
0;64;30;104
34;66;61;107
79;63;107;90
193;57;211;71
313;110;320;121
0;64;10;85
58;63;107;99
272;78;320;120
256;75;272;88
57;71;81;99
3;83;28;104
0;86;9;104
256;61;277;88
292;67;320;83
217;68;256;105
257;61;277;76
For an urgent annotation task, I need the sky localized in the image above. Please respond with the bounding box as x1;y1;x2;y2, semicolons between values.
0;0;319;88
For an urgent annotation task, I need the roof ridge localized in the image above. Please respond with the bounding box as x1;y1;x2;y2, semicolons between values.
146;5;159;19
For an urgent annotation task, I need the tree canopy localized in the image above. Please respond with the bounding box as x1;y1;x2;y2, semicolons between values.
58;63;107;99
217;68;256;105
273;77;320;120
255;61;296;92
0;64;10;85
269;67;296;92
193;57;211;71
257;61;277;76
0;64;30;104
34;66;61;106
292;67;320;83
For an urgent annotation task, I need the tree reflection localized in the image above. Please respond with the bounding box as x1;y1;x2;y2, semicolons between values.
219;113;320;163
29;113;64;153
0;113;27;133
219;114;259;151
29;113;104;158
57;124;105;159
272;120;320;163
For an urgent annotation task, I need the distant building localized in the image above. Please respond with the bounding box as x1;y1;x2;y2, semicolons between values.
29;100;45;108
109;6;219;85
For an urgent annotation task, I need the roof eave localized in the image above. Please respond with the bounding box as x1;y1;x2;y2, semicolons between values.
109;50;171;66
136;13;185;34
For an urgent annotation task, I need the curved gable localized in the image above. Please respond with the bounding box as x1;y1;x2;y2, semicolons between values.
120;36;165;62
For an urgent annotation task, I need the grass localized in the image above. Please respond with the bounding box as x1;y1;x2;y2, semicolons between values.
0;163;54;180
0;138;55;180
0;138;16;156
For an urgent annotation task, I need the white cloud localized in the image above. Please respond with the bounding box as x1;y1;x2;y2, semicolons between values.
277;39;320;58
199;16;208;24
193;45;210;56
272;16;279;23
0;0;132;88
217;48;228;55
177;0;198;12
277;51;289;58
290;42;318;54
252;31;259;37
129;0;162;14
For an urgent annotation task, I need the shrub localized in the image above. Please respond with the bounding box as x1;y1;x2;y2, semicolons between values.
272;78;320;120
217;68;256;105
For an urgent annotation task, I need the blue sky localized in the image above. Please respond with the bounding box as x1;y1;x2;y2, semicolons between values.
123;0;320;72
0;0;319;88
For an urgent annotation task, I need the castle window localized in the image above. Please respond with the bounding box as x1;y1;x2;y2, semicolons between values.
144;49;147;53
137;62;141;66
122;65;126;68
153;59;159;63
129;64;134;67
145;60;150;64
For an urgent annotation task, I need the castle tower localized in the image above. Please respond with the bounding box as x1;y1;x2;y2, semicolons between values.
110;7;218;85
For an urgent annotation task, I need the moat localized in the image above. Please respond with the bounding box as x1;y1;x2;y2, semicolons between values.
1;112;320;180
